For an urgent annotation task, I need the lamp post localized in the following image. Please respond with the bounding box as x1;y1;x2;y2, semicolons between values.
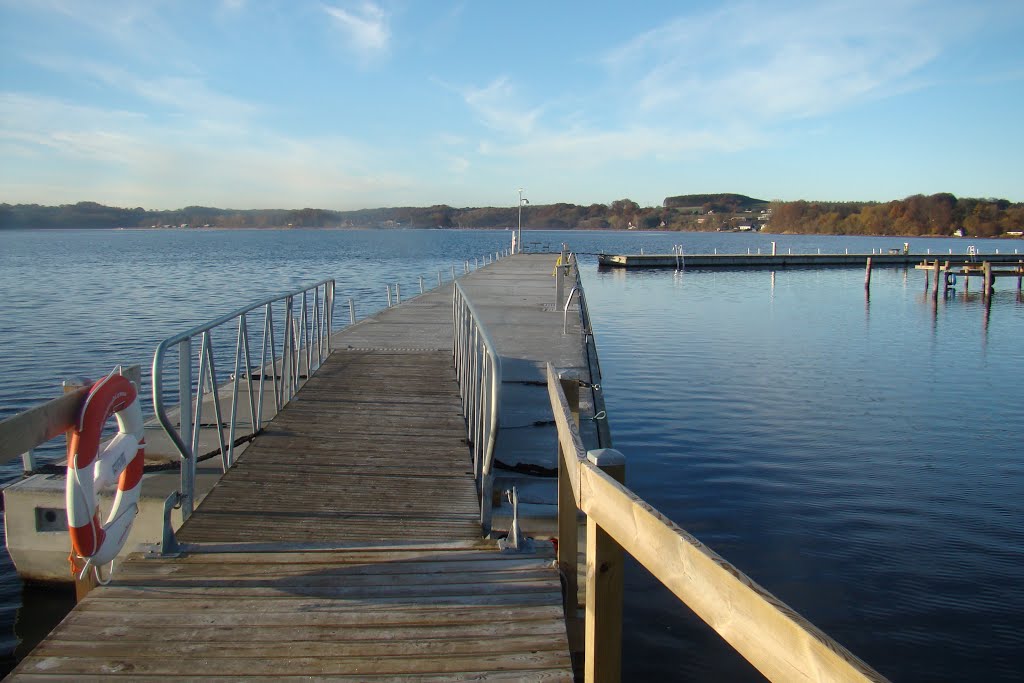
517;188;529;254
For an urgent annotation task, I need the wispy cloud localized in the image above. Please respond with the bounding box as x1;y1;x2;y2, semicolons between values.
27;54;259;123
11;0;195;70
0;92;414;208
604;1;973;124
451;0;979;173
461;77;542;136
323;1;391;62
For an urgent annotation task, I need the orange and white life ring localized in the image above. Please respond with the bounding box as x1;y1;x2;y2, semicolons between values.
66;372;145;568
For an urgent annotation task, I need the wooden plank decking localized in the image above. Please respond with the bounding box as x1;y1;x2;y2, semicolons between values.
6;273;574;681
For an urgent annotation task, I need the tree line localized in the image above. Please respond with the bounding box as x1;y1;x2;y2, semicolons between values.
768;194;1023;238
1;193;1020;237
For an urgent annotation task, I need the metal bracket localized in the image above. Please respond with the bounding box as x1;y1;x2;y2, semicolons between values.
498;486;535;552
159;491;183;556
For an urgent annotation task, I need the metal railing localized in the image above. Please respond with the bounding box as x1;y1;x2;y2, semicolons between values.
547;363;887;683
561;253;612;449
152;279;335;519
452;280;502;536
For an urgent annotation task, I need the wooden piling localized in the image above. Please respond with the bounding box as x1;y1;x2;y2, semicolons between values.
984;262;994;297
864;257;872;289
584;448;626;683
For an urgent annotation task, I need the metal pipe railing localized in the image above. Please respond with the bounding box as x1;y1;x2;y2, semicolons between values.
562;254;612;449
152;279;335;519
452;280;502;536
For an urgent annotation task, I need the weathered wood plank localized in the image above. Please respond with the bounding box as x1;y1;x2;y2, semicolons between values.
9;671;572;682
113;557;554;579
90;581;561;602
32;633;569;658
14;651;572;676
72;600;565;621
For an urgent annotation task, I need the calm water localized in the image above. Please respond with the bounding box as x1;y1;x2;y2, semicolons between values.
1;228;1022;680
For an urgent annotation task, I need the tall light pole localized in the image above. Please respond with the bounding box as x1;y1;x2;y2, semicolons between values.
517;188;528;254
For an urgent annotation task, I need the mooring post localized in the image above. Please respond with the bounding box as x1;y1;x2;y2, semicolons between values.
451;264;456;280
556;244;567;307
419;276;424;294
348;298;356;324
864;257;872;290
386;286;392;307
395;283;401;305
943;261;951;295
585;447;626;683
772;241;777;256
1017;261;1022;292
438;270;443;287
984;261;994;297
932;260;941;296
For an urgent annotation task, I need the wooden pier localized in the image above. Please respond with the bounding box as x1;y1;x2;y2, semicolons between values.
5;251;891;682
5;260;576;681
915;258;1024;297
599;251;1024;269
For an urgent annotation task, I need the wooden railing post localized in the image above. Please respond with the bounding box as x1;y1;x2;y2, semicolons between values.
557;375;580;614
584;448;626;683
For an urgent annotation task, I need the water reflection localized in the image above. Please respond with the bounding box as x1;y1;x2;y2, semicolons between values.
585;263;1024;682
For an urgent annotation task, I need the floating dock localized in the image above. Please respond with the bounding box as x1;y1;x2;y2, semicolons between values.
598;251;1024;269
4;251;891;683
5;254;592;681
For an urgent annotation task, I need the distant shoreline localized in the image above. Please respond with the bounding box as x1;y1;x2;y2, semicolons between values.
2;193;1021;239
4;224;1019;240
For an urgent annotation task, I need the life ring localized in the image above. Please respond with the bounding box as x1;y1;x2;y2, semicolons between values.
66;372;145;568
945;272;957;286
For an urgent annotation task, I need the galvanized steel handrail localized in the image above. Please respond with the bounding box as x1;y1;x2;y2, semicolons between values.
452;280;502;536
152;279;335;519
563;254;612;449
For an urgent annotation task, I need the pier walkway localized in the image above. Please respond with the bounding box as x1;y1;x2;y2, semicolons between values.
599;251;1024;269
6;259;575;680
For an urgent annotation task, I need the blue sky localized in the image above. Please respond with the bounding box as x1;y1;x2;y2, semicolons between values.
1;1;1022;210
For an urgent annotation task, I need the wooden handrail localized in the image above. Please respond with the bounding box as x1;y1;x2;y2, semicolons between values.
547;362;889;683
0;366;141;468
0;386;89;465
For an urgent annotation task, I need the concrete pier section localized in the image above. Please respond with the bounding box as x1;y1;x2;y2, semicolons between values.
456;254;606;534
599;251;1024;269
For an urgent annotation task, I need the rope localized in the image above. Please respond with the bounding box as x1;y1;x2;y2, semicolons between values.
28;432;259;476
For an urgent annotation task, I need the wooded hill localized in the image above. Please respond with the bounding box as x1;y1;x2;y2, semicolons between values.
1;193;1020;237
